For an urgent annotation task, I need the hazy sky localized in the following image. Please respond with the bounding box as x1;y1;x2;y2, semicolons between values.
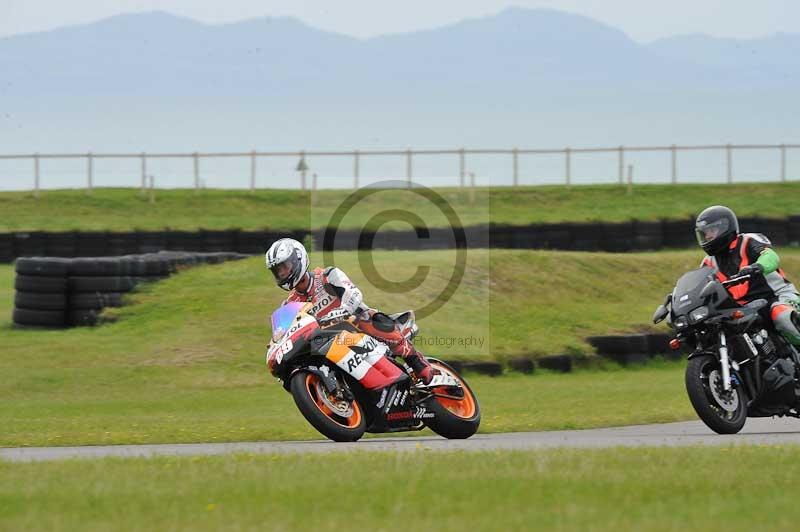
2;0;799;41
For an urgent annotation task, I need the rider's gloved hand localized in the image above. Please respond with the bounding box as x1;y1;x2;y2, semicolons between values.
737;263;764;278
319;308;350;326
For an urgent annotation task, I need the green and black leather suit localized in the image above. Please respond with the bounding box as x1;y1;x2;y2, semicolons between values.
702;233;800;345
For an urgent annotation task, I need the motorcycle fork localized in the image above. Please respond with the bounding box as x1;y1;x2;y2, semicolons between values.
719;331;732;391
317;364;354;401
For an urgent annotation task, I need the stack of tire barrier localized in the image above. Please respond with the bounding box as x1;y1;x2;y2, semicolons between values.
0;233;14;263
12;251;247;328
587;333;675;365
13;257;71;328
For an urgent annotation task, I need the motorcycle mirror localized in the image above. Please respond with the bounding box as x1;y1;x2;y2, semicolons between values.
652;304;668;324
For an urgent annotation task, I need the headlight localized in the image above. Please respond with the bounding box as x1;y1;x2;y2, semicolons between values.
689;306;709;324
674;316;689;329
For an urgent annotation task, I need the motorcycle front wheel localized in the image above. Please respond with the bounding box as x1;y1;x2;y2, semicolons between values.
685;355;747;434
290;371;366;442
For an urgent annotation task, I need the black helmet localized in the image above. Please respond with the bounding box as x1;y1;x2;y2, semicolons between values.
695;205;739;255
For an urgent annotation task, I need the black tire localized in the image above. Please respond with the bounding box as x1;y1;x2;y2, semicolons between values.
588;334;648;355
289;371;366;442
685;355;747;434
69;258;123;276
69;292;125;309
14;292;67;310
537;354;573;373
138;256;170;275
68;276;138;293
15;257;71;277
12;308;65;326
423;360;481;439
508;357;535;374
122;257;148;276
133;275;169;284
14;275;67;293
646;333;672;355
460;361;503;376
67;309;103;326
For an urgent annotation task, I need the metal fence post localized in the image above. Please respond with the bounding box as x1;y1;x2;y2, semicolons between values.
193;152;200;192
33;153;40;199
726;144;732;184
565;147;571;186
627;164;633;196
780;144;786;182
250;150;256;192
311;173;318;206
353;150;360;190
459;148;465;188
512;148;519;187
406;148;412;188
86;152;93;195
618;146;624;185
140;153;147;196
671;145;677;184
469;172;476;205
299;150;307;190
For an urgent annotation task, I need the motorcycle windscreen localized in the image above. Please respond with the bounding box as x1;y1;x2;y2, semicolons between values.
672;266;715;314
325;332;404;390
271;302;305;342
674;266;737;313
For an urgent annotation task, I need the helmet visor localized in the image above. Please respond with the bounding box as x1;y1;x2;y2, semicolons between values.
269;260;294;285
695;218;730;246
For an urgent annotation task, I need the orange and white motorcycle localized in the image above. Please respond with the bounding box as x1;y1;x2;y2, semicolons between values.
266;301;480;442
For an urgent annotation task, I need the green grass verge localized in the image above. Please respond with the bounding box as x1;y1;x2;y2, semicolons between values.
1;182;799;231
5;248;799;446
3;447;800;531
4;247;757;446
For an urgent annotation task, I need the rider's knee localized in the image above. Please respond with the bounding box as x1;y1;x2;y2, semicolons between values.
774;307;800;343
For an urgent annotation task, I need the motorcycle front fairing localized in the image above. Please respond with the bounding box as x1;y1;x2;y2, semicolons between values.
266;303;408;395
267;302;320;378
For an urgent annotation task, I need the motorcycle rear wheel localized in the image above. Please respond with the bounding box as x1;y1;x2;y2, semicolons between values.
290;371;366;442
685;355;747;434
423;360;481;439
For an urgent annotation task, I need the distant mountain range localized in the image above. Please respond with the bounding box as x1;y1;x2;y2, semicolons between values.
1;7;798;103
0;6;797;170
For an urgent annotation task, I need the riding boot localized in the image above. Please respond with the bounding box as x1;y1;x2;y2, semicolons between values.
405;350;437;385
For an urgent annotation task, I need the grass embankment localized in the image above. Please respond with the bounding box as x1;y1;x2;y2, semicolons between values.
3;447;800;531
1;182;800;231
4;248;799;446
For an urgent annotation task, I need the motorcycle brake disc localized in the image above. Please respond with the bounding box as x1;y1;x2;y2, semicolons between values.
708;369;739;412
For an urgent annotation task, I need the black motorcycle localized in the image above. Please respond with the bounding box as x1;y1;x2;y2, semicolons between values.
654;266;800;434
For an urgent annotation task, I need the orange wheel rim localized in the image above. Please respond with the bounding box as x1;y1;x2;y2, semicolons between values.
430;363;477;419
305;373;362;428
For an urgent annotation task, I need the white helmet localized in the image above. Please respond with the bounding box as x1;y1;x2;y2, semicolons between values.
265;238;309;291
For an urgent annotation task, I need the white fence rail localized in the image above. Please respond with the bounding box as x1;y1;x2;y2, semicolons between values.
1;143;798;195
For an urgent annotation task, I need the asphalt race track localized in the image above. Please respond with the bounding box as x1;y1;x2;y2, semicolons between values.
4;418;800;462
